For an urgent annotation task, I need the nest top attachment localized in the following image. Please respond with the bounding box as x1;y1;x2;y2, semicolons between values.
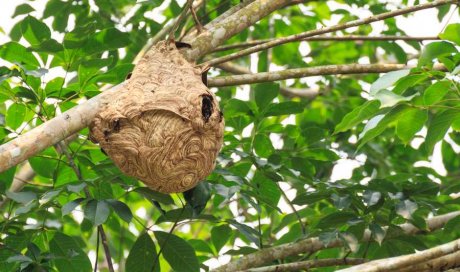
90;41;224;193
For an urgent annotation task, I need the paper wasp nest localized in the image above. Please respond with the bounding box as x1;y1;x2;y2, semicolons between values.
89;41;224;193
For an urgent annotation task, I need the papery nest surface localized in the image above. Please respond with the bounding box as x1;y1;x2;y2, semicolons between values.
90;41;224;193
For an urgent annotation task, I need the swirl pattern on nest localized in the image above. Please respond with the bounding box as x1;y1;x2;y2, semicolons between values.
89;41;224;193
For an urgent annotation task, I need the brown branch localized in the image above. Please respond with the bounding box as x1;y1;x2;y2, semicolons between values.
244;258;367;272
211;211;460;272
399;250;460;272
215;62;320;99
209;63;447;87
203;0;457;66
212;35;440;52
338;237;460;272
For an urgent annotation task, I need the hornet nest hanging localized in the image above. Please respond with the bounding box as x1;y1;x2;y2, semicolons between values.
89;40;224;194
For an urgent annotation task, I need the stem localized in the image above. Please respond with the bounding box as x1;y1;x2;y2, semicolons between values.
169;0;194;40
98;225;115;272
208;63;446;87
212;35;440;52
203;0;457;66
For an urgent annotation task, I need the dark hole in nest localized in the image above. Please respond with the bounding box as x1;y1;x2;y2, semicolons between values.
201;95;213;122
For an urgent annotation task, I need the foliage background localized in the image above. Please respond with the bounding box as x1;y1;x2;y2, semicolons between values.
0;0;460;271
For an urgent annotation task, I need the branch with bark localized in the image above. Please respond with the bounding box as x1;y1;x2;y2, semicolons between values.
203;0;457;66
338;237;460;272
244;258;367;272
208;63;446;87
212;35;440;52
211;211;460;272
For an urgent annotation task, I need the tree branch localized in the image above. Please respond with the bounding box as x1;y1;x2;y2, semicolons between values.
212;35;440;52
244;258;367;272
399;250;460;272
208;63;446;87
203;0;457;66
215;62;320;99
0;0;285;173
211;211;460;272
338;237;460;272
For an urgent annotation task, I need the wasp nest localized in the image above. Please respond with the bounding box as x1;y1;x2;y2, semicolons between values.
89;41;224;193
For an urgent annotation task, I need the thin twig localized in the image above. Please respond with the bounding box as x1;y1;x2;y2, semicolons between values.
212;35;440;52
208;63;446;87
168;0;194;40
203;0;457;66
190;2;203;33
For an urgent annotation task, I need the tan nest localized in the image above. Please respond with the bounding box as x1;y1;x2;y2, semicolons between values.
89;41;224;193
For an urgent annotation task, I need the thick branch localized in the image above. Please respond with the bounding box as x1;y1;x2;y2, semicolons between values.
244;258;367;272
212;35;440;52
211;211;460;272
184;0;291;60
0;0;283;173
215;62;319;99
208;63;446;87
338;238;460;272
204;0;457;66
399;251;460;272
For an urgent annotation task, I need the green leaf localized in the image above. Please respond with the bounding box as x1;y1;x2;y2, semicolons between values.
292;191;330;205
253;133;274;158
423;80;451;105
49;232;92;272
28;148;59;178
358;105;409;148
370;69;410;95
440;23;460;46
62;198;85;216
419;41;458;66
363;190;381;207
211;224;232;254
154;231;199;272
125;232;159;272
6;191;36;204
334;100;381;133
425;109;460;153
84;199;110;226
0;42;39;67
106;199;133;223
13;4;35;18
396;108;427;144
21;16;51;45
254;83;279;110
263;101;304;117
84;28;131;54
369;223;386;245
183;182;211;216
6;103;26;130
224;99;251;118
373;89;417;108
135;187;174;205
316;211;357;229
396;199;417;219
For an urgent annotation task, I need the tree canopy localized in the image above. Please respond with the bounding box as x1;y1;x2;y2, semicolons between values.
1;0;460;271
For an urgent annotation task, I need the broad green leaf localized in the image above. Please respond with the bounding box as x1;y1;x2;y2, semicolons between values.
263;101;304;116
134;187;174;205
363;190;381;207
370;69;410;95
419;41;458;66
253;133;274;157
0;166;17;192
425;109;460;153
440;23;460;45
183;182;211;216
49;232;92;272
254;83;279;110
358;105;409;148
106;199;133;223
84;199;110;226
423;80;451;105
334;100;381;133
6;191;36;204
83;28;131;54
392;74;429;95
369;223;386;245
0;42;39;67
227;220;260;246
6;103;26;130
91;64;134;84
316;211;357;229
211;224;232;254
62;198;85;216
396;199;417;219
373;89;417;108
21;16;51;45
13;4;35;18
125;232;159;272
224;99;251;118
154;231;199;272
396;108;427;143
28;148;59;178
292;191;330;205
